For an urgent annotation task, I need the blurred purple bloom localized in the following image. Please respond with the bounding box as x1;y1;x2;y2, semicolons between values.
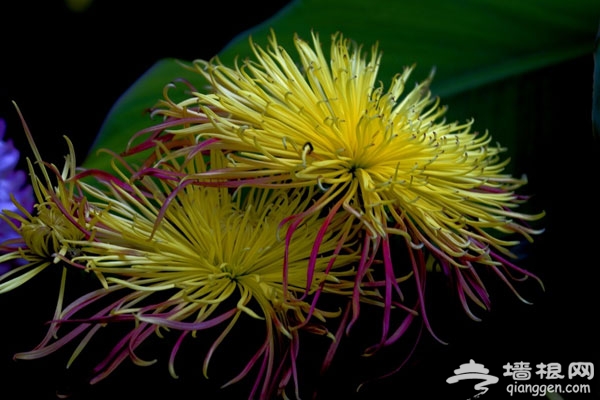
0;118;34;274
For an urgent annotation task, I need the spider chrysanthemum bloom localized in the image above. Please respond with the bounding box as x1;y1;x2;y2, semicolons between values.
145;30;545;347
18;148;362;399
0;105;91;293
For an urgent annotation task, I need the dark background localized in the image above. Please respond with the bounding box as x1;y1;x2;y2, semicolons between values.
0;0;293;168
1;1;598;399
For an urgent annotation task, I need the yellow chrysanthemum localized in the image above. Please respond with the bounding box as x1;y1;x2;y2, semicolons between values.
142;30;545;346
0;104;91;294
17;148;362;399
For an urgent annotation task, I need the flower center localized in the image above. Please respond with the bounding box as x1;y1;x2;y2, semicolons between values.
20;205;83;258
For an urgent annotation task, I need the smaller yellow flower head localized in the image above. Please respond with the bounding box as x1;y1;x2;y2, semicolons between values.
21;148;361;399
0;104;89;293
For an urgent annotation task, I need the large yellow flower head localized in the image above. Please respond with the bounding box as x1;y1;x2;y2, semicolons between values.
143;30;545;347
17;148;362;399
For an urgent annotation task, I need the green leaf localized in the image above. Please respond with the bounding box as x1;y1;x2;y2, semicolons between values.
82;58;206;171
82;0;600;172
220;0;598;97
593;21;600;137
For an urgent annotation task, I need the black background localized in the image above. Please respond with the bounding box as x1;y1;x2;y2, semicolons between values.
0;0;292;168
1;1;598;399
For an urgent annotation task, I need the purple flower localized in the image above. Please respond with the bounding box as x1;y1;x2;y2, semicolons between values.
0;118;34;274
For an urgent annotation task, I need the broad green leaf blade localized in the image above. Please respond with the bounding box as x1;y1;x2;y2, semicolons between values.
83;0;600;171
593;21;600;137
82;58;205;171
219;0;599;96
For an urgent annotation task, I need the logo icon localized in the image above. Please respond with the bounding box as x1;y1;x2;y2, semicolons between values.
447;359;499;398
